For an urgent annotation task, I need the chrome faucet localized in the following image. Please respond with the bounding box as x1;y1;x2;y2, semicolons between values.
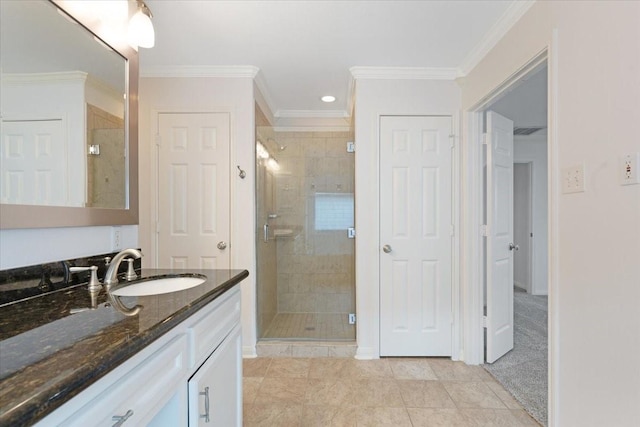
104;249;143;287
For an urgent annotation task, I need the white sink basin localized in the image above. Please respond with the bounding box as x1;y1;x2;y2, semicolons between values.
111;275;206;297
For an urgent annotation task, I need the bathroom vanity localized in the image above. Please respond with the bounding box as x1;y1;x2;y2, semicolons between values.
0;266;248;426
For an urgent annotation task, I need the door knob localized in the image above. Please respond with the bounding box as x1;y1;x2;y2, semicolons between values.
509;243;519;251
217;241;227;250
382;244;392;253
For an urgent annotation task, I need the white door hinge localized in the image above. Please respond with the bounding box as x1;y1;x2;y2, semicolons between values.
347;142;355;153
480;224;489;237
155;134;161;147
449;134;456;148
482;316;488;328
482;133;489;145
155;221;160;234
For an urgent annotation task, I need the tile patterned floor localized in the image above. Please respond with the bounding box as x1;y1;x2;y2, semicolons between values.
243;357;541;426
262;313;356;341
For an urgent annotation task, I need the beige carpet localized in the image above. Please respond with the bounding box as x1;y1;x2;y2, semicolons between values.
484;288;548;426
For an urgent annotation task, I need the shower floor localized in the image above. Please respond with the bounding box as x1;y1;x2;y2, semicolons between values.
262;312;355;341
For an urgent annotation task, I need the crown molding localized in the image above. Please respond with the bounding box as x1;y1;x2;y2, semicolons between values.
273;126;352;133
347;74;356;118
253;70;278;123
350;66;461;80
140;65;259;78
2;71;88;84
458;0;536;76
275;109;349;119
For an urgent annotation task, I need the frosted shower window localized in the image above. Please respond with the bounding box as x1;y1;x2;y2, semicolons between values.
314;192;354;230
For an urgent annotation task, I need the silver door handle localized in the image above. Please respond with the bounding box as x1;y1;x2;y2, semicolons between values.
217;241;227;250
263;223;269;243
382;244;392;253
200;386;210;422
112;409;134;427
509;243;519;251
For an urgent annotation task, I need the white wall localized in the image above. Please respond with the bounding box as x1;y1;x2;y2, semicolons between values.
462;1;640;425
138;76;257;357
0;225;137;270
353;78;461;359
515;136;548;295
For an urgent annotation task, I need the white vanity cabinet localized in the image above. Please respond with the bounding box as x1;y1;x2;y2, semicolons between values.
188;325;242;426
34;286;242;427
34;333;190;427
186;285;243;426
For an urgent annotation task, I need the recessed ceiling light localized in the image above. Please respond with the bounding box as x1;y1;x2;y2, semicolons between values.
321;95;336;103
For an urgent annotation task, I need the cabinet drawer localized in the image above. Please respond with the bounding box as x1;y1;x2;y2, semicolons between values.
60;334;188;427
187;288;240;367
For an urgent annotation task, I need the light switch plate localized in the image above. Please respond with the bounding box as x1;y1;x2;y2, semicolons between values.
562;164;585;194
112;226;122;251
620;152;640;185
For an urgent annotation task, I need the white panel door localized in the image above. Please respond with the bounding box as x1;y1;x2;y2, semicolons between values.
1;119;69;206
380;116;453;356
486;111;515;363
157;113;230;269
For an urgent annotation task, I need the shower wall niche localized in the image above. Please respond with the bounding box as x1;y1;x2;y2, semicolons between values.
256;112;355;341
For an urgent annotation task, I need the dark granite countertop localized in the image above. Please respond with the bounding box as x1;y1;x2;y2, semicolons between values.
0;268;249;426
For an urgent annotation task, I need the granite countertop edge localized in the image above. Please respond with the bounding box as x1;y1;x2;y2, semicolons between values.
0;269;249;426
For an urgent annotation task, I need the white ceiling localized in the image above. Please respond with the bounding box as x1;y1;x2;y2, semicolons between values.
490;65;548;130
140;1;534;120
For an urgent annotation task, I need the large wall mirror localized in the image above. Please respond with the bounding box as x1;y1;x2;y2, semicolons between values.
0;0;139;228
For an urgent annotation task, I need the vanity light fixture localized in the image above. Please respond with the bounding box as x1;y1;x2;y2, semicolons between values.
321;95;336;103
128;0;155;48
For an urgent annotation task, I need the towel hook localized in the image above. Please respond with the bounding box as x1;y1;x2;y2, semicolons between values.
237;165;246;179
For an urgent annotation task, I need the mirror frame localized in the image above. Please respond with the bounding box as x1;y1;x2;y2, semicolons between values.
0;0;139;229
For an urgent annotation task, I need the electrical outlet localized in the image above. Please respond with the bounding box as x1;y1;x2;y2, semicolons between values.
112;226;122;251
562;164;585;194
621;153;640;185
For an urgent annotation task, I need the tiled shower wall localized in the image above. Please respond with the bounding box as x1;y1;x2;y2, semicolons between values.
267;131;355;316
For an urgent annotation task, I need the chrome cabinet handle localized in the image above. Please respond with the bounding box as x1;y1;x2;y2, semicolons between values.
509;243;519;251
217;241;227;250
112;409;133;427
382;244;392;253
200;386;210;423
263;223;269;243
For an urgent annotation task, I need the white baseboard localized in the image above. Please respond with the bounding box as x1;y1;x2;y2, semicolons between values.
354;346;377;360
242;346;258;358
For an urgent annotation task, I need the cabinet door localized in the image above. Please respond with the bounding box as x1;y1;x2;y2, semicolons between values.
188;325;242;427
49;334;188;427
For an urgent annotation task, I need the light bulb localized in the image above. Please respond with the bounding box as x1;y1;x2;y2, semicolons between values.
128;8;155;48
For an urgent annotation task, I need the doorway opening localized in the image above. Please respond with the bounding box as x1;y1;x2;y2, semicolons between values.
477;60;550;426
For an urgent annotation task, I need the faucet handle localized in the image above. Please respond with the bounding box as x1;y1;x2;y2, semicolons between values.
124;258;138;281
69;265;101;293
